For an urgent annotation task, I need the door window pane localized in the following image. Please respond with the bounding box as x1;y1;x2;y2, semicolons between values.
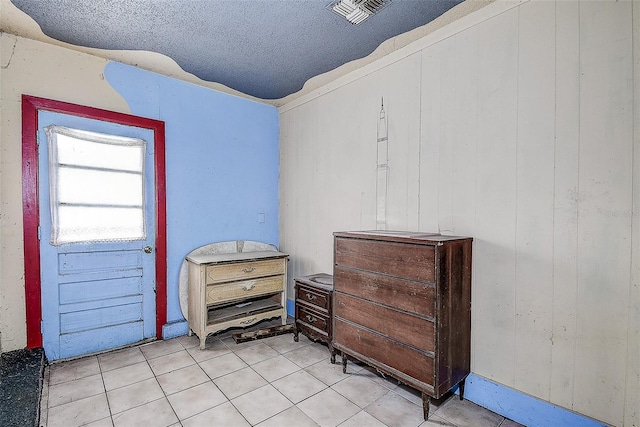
45;126;147;245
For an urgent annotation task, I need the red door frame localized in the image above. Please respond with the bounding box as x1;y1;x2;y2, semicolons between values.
22;94;167;348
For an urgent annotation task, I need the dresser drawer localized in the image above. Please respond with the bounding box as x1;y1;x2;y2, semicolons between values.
296;285;330;311
334;266;436;318
206;275;283;305
334;318;435;388
296;304;329;335
335;237;435;282
334;292;435;352
206;258;285;284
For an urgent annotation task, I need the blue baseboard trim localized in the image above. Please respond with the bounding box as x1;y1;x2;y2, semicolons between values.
461;374;606;427
286;298;295;318
162;320;189;339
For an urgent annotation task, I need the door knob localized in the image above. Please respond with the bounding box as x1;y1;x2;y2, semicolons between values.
143;246;153;254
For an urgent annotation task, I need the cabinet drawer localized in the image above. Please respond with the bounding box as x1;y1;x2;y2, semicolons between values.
334;266;435;318
334;318;434;388
334;292;434;352
335;237;435;282
295;285;330;311
206;258;285;284
296;305;329;334
206;275;283;305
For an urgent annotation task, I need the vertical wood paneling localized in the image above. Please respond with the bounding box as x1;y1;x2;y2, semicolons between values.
382;55;422;231
319;77;378;233
550;0;580;409
448;27;479;239
513;0;556;400
625;2;640;426
473;7;519;387
279;2;639;424
297;101;318;276
574;1;634;425
419;44;442;232
437;36;455;235
310;96;335;271
281;102;319;290
316;88;365;267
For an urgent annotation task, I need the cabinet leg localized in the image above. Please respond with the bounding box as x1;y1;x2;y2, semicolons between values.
422;393;430;420
188;329;192;337
293;327;299;342
459;378;466;401
199;337;206;350
342;354;348;373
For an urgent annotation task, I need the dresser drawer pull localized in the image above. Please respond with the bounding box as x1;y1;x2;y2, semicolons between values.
305;314;316;323
240;317;258;325
305;293;317;301
243;284;255;291
242;267;256;273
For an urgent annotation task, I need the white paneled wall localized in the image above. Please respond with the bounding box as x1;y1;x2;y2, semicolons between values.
628;3;640;426
550;0;580;411
469;5;519;389
279;1;639;426
573;2;634;424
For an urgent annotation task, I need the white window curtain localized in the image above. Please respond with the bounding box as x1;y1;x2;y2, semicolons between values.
45;125;147;245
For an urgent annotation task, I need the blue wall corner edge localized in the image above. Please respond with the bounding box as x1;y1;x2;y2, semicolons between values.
286;298;295;318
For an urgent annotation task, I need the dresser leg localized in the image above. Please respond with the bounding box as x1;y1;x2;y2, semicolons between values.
329;343;335;364
422;393;430;420
459;378;466;401
342;354;348;373
293;326;299;342
199;337;206;350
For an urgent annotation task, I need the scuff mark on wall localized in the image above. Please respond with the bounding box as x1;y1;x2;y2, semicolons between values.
0;33;17;69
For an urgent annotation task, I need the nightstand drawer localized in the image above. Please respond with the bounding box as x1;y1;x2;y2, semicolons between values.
205;258;285;284
296;285;330;311
296;304;329;335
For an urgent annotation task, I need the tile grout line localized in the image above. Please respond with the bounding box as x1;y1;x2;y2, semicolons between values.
96;354;116;427
145;338;197;426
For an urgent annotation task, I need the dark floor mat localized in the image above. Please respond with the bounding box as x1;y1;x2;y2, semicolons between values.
0;348;45;427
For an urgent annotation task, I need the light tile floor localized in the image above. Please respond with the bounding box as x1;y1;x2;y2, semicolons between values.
40;324;525;427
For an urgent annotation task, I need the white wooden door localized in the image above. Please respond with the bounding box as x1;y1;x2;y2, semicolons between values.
37;110;157;360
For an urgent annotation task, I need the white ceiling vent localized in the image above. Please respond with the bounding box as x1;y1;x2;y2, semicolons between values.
328;0;392;25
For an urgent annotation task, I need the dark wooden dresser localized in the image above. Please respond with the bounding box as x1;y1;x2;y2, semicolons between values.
333;231;472;420
293;273;335;363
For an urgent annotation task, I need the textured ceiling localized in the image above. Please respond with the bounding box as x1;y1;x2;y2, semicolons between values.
9;0;464;100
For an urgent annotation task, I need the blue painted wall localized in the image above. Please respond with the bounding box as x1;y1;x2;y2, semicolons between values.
104;62;280;333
